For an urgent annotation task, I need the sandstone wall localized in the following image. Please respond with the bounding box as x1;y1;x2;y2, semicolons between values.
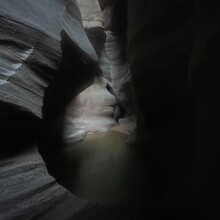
0;0;98;151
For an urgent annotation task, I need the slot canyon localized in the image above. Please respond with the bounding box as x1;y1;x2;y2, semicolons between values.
1;0;220;219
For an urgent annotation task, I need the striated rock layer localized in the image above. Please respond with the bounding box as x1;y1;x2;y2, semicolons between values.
0;0;98;151
0;0;100;219
0;146;88;220
0;0;97;117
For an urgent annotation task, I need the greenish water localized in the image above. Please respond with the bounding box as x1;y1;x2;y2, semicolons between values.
41;129;195;215
63;131;150;205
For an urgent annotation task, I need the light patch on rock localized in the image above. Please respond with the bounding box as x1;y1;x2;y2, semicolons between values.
64;76;116;143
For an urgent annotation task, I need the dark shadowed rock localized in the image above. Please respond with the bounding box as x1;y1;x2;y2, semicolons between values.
125;0;220;217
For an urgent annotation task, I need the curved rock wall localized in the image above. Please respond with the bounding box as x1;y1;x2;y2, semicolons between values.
60;0;116;143
0;0;97;117
0;1;100;219
98;0;134;116
0;0;98;151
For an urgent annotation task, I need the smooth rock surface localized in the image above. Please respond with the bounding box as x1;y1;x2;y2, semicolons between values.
0;0;98;150
0;0;97;118
64;76;116;143
0;1;105;219
78;0;104;29
78;0;105;58
63;0;118;143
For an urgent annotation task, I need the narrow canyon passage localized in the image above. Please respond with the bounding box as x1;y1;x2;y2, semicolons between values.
1;0;220;219
45;72;139;206
39;0;148;206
